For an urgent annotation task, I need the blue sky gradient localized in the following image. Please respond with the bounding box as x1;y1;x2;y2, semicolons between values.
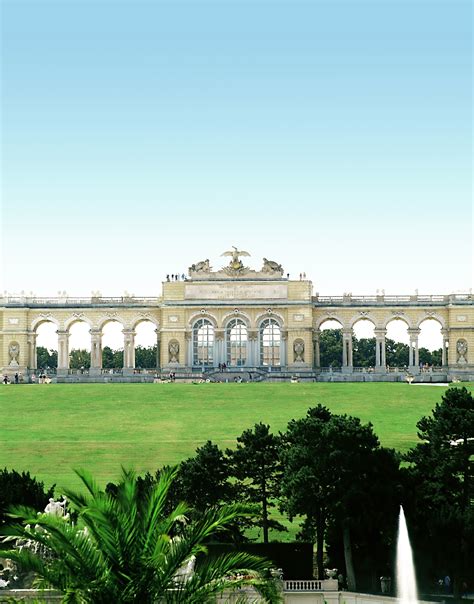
2;0;472;296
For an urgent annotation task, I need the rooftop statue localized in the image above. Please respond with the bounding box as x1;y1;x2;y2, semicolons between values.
188;259;210;274
221;246;251;274
262;258;283;274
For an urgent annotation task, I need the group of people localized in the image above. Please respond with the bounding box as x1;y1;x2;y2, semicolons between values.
3;372;22;384
3;372;52;385
166;274;187;282
217;362;228;371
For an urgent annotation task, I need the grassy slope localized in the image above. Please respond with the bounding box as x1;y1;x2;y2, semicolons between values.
2;382;471;494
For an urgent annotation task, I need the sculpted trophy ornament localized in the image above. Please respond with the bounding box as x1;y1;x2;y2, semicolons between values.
8;341;20;367
456;339;468;365
168;339;180;363
293;339;305;363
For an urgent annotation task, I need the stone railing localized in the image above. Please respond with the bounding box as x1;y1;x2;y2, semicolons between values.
314;293;472;307
283;579;338;591
1;296;161;307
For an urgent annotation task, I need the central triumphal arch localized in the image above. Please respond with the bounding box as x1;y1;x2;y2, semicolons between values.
1;249;473;382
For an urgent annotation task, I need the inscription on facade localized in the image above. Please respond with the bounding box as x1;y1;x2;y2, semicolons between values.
185;283;288;300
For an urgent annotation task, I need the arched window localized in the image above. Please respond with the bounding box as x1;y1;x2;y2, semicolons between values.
193;318;214;366
260;318;281;366
226;318;247;366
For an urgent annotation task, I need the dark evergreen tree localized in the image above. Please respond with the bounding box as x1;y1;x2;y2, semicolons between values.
177;440;234;510
281;406;400;590
227;423;285;543
280;405;332;579
403;387;474;596
0;468;55;527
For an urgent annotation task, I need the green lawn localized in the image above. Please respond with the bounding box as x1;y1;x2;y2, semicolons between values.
1;382;471;493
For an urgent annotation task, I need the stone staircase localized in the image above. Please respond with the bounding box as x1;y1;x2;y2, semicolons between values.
205;368;267;382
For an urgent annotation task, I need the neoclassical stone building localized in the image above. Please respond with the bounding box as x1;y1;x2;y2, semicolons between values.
1;250;473;381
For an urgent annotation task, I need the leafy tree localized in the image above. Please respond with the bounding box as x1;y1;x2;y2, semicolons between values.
227;423;285;543
0;468;54;527
403;387;474;595
319;329;343;367
102;346;123;369
385;338;409;368
0;468;281;603
352;337;375;367
135;345;158;369
418;347;443;366
36;346;57;369
69;349;91;370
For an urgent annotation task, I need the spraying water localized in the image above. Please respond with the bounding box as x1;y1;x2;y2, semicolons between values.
397;506;418;604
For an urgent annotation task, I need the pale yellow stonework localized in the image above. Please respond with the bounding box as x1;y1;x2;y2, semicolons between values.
1;258;473;380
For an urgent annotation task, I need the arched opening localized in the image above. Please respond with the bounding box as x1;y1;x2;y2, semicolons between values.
352;319;376;368
385;319;410;368
68;321;91;371
226;318;248;366
35;321;58;371
418;318;443;368
193;318;214;366
318;319;343;368
101;320;124;371
134;320;158;369
260;318;281;366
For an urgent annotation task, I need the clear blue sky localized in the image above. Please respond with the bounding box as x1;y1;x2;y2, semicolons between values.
1;0;472;296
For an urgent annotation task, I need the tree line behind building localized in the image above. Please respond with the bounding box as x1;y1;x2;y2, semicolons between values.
36;330;443;370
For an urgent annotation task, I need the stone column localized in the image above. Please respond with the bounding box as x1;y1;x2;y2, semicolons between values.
342;329;353;372
122;329;136;375
441;329;449;366
312;330;320;368
408;329;420;372
185;331;193;368
374;329;387;372
280;330;288;368
155;329;161;370
90;329;103;376
27;331;37;370
57;330;70;375
247;330;258;366
214;329;225;368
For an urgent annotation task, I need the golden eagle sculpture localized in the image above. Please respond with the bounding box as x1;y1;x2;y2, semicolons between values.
221;246;251;272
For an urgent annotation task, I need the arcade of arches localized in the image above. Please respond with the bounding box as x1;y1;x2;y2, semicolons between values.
1;259;473;381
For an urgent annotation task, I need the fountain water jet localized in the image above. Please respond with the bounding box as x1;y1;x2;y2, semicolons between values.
397;506;418;604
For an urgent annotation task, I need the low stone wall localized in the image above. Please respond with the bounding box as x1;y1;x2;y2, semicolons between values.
283;591;437;604
1;589;438;603
0;589;61;602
